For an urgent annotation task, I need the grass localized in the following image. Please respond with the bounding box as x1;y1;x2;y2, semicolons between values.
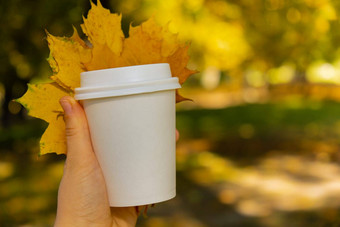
2;97;340;226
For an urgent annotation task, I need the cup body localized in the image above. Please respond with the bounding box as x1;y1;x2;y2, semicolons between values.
75;63;179;207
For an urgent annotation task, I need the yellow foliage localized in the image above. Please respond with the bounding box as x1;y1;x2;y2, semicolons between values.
47;30;91;89
118;0;250;70
17;0;196;155
40;117;66;155
17;83;69;122
81;1;124;55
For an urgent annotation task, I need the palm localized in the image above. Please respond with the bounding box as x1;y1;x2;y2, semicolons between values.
56;144;138;226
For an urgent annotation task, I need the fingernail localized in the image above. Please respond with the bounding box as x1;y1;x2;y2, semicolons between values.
60;97;73;115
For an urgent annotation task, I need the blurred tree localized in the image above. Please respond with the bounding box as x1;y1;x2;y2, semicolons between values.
0;0;117;128
113;0;340;88
3;0;340;126
3;0;340;125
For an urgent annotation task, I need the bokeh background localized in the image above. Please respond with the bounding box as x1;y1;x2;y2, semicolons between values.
2;0;340;226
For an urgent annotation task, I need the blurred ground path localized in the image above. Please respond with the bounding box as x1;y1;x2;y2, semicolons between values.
177;83;340;110
139;97;340;227
139;140;340;227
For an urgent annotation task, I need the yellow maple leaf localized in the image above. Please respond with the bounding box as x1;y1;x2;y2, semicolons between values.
47;29;91;90
17;0;196;155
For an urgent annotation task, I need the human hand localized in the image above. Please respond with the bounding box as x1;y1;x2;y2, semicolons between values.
55;96;137;227
54;96;179;227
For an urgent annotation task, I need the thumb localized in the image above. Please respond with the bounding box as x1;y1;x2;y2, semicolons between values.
59;96;94;161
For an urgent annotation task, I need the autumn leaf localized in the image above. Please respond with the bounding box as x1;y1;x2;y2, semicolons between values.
46;29;91;90
40;117;66;155
17;0;196;155
81;1;124;55
16;83;71;155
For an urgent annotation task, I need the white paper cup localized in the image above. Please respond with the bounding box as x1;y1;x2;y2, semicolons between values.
74;63;181;207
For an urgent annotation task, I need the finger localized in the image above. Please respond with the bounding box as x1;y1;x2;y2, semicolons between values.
110;207;138;226
59;96;93;160
176;129;179;141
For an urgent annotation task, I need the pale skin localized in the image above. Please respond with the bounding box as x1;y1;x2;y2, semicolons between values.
55;96;179;227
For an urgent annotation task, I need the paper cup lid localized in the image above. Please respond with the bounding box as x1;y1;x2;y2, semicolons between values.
75;63;181;100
